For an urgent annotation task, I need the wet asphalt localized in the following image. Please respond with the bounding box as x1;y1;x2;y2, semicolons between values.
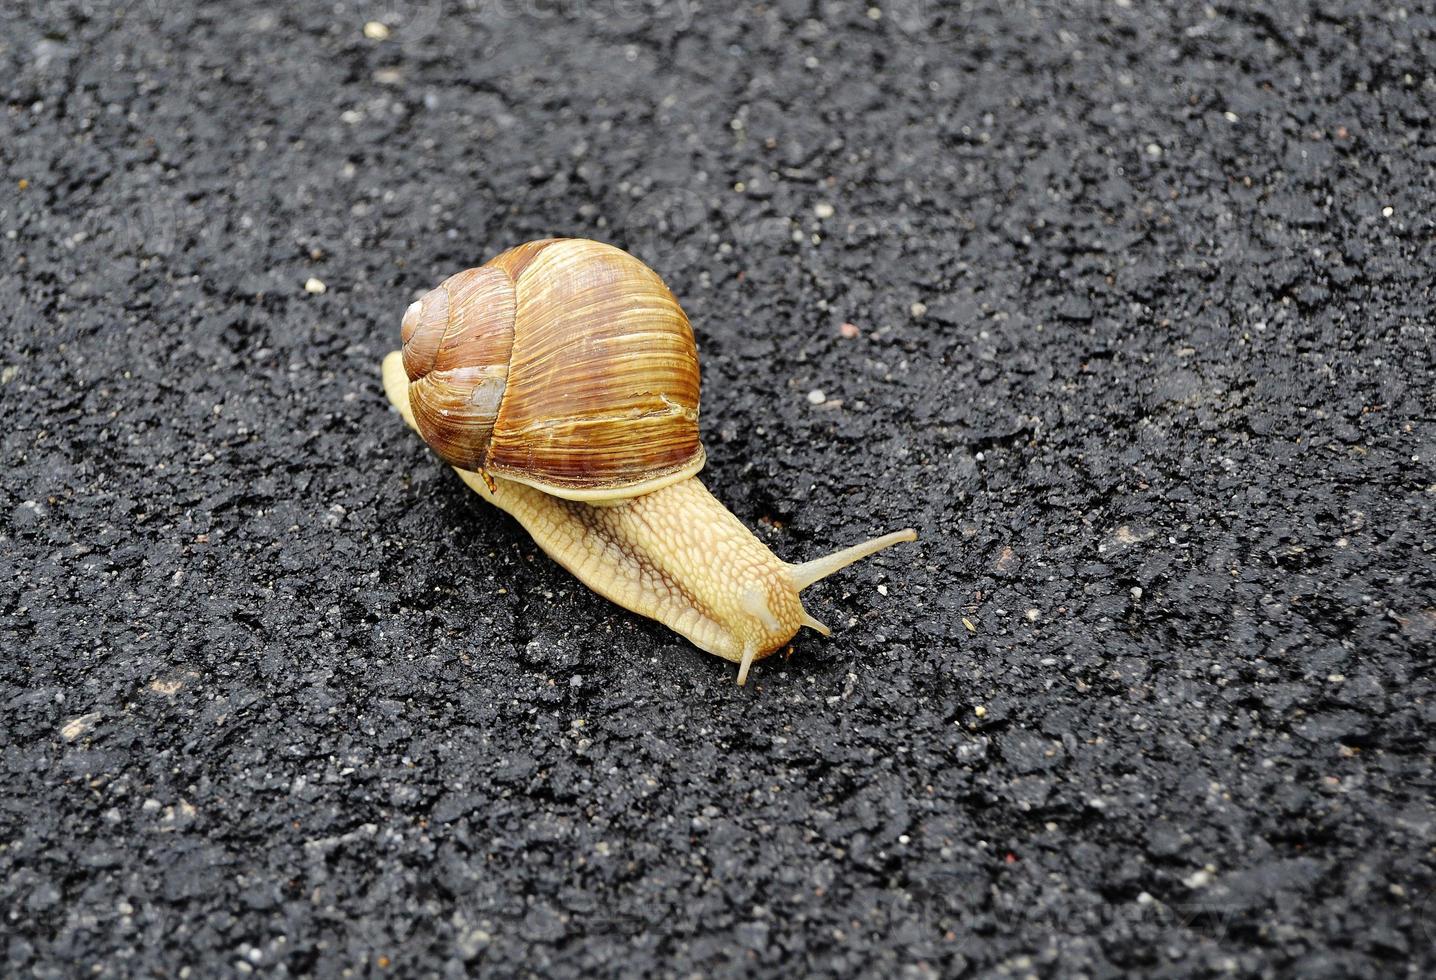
2;1;1434;976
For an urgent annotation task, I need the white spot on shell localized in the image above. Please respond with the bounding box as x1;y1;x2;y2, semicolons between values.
468;379;504;415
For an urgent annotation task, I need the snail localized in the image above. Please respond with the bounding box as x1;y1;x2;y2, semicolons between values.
380;238;916;685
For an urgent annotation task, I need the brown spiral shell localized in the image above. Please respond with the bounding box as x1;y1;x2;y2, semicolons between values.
400;238;706;501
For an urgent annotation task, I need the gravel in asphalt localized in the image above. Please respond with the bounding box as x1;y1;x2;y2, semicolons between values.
2;1;1433;976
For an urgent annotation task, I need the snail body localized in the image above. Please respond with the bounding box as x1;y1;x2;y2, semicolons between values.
383;238;915;684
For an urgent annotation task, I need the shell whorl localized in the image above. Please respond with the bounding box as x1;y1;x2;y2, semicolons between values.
400;238;706;501
401;264;515;472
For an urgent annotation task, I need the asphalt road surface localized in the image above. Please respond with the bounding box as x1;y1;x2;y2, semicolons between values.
2;1;1433;976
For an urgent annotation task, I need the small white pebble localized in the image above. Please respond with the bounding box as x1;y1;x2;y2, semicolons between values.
806;389;826;405
363;21;390;40
61;712;101;741
898;834;910;845
877;584;888;596
813;201;835;219
910;301;927;318
1382;205;1394;218
1223;111;1239;123
304;278;327;295
866;6;882;20
1130;586;1143;600
1184;869;1213;888
974;705;987;718
1145;142;1162;157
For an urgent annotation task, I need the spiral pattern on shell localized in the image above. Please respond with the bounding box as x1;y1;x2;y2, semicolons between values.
400;238;706;501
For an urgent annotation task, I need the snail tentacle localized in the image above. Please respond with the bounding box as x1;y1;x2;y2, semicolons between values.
787;529;919;592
